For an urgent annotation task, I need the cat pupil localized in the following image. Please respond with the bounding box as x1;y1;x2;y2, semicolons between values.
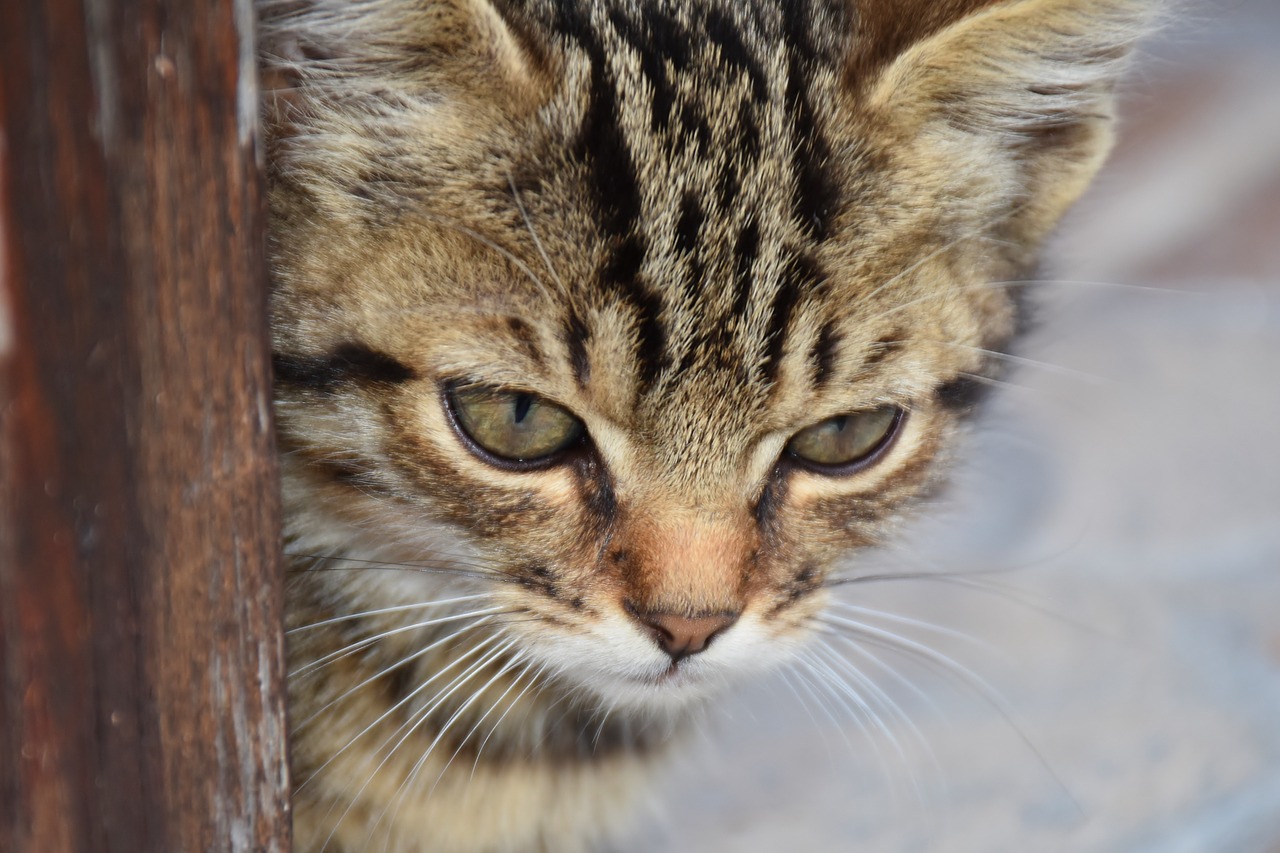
512;393;533;424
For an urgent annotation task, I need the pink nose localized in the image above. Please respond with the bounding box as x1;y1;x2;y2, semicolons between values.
626;605;739;662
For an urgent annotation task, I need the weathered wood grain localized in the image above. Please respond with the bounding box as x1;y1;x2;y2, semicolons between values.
0;0;290;850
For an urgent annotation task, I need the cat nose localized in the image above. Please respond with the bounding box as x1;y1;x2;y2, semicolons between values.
626;605;739;662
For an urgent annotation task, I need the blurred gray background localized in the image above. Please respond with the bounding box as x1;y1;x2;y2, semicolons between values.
634;2;1280;850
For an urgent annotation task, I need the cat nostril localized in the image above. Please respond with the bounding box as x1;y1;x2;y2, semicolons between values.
625;605;739;662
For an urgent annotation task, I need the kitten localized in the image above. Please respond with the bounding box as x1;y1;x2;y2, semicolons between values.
259;0;1153;850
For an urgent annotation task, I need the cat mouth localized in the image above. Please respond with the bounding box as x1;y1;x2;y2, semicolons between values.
634;659;703;689
655;662;682;683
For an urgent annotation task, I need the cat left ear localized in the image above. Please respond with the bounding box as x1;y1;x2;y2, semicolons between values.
257;0;545;109
862;0;1158;237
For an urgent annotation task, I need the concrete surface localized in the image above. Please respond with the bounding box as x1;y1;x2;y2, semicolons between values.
631;3;1280;851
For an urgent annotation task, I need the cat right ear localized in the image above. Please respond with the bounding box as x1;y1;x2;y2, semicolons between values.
857;0;1159;241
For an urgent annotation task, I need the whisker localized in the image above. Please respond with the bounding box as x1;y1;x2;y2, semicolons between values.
813;639;920;742
862;202;1032;311
817;618;1081;815
954;370;1054;398
799;647;912;794
285;551;502;583
287;593;492;635
990;277;1190;297
529;686;579;755
872;276;1184;325
424;651;530;794
822;527;1091;589
811;639;935;803
369;641;525;843
826;600;1003;659
590;697;620;754
285;563;497;580
299;630;506;795
827;543;1126;644
293;616;497;733
918;339;1110;386
844;641;946;722
508;173;566;296
284;549;505;572
774;667;834;753
939;575;1128;644
788;653;888;779
320;636;516;852
470;660;550;780
289;606;512;679
416;212;552;299
778;655;849;758
837;642;952;808
823;565;1023;590
873;283;1011;322
371;636;513;768
819;614;1009;710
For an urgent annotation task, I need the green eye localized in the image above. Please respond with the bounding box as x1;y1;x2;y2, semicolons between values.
446;385;584;466
786;406;903;473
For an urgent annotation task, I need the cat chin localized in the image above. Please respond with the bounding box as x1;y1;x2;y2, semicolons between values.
525;617;801;716
560;665;732;718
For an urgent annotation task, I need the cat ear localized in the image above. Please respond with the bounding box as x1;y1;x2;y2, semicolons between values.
860;0;1158;238
258;0;544;113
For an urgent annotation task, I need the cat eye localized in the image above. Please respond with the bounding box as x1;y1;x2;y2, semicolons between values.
785;406;904;474
445;384;585;468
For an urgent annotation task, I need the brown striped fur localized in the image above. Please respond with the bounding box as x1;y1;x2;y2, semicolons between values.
259;0;1155;849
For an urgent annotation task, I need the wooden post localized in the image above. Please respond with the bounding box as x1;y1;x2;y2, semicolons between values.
0;0;291;850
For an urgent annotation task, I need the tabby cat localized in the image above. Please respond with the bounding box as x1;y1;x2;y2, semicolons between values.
259;0;1152;849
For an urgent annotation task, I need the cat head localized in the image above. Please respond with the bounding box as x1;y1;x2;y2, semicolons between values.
262;0;1152;711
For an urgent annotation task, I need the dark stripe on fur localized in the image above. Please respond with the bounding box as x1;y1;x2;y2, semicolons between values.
862;332;903;370
760;285;798;384
676;102;713;154
556;22;669;399
273;343;416;392
563;310;593;387
505;317;546;367
519;563;563;601
558;7;642;237
761;253;823;383
717;161;741;210
574;451;618;539
630;288;670;390
730;218;760;317
608;7;689;134
675;193;705;256
703;8;769;103
734;97;763;161
600;236;668;390
809;320;842;387
935;375;992;412
780;2;840;239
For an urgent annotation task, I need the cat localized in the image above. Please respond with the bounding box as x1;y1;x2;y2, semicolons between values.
258;0;1154;849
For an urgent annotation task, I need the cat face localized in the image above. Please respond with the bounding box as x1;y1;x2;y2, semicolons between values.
265;0;1146;713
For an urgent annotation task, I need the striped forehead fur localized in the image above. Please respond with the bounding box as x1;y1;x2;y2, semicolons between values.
267;0;880;405
265;1;1160;851
263;0;1157;504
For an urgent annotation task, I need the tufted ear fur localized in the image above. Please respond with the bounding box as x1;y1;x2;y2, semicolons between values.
257;0;545;128
257;0;554;208
858;0;1157;243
